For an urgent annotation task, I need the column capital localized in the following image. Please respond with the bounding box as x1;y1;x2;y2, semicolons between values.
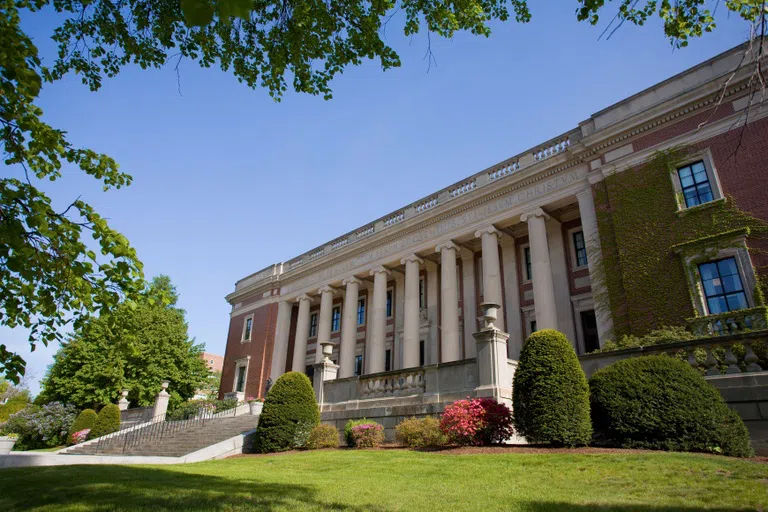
317;285;336;295
400;254;424;266
342;276;363;286
435;240;458;253
369;265;391;277
295;294;312;304
575;186;594;201
520;207;550;223
474;225;501;240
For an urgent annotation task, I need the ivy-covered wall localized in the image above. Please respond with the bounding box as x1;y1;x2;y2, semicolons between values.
593;146;768;338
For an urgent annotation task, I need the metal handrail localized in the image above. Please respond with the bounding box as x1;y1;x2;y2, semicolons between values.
90;402;242;455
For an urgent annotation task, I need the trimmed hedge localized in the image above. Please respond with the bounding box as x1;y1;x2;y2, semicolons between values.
589;355;753;457
68;409;97;445
512;329;592;446
90;404;121;439
395;417;446;448
306;424;339;450
253;372;319;453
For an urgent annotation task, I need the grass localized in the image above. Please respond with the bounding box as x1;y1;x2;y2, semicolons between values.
0;449;766;511
22;446;65;452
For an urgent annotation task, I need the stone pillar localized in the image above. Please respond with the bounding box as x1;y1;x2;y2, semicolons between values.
459;248;478;360
426;259;439;365
117;389;129;411
152;380;170;421
315;286;335;363
313;341;339;406
474;303;512;404
546;217;577;344
339;277;362;378
401;254;424;368
270;300;293;381
500;236;523;358
576;187;615;344
436;241;461;362
292;294;312;372
521;208;558;330
369;266;391;373
475;225;505;332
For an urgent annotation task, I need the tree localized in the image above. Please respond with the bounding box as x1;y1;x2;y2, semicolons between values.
0;377;31;422
3;0;764;383
37;276;210;410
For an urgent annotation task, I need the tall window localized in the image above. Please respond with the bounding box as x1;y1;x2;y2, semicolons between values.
524;247;532;281
419;278;425;308
309;313;318;337
242;316;253;341
385;349;391;372
678;161;714;208
357;298;366;325
386;289;393;318
698;257;748;314
354;355;363;376
331;306;341;332
419;340;425;367
530;320;537;334
573;231;588;267
235;366;246;393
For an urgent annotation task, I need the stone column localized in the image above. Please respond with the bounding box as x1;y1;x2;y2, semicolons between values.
313;341;339;406
426;259;439;365
576;187;615;343
315;286;335;363
521;208;558;330
436;241;461;362
117;389;129;411
474;303;512;404
368;266;391;373
339;277;362;378
292;294;312;372
152;380;170;421
475;225;505;332
270;300;293;380
401;254;424;368
546;217;577;344
500;236;523;358
459;248;478;359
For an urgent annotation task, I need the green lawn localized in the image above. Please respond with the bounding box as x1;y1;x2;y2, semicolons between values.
1;449;767;511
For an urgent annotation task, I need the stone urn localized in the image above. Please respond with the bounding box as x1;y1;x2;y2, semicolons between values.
249;401;264;416
0;435;17;455
479;302;502;329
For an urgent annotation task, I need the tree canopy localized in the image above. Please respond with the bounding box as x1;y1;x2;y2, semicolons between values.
2;0;764;382
37;276;210;410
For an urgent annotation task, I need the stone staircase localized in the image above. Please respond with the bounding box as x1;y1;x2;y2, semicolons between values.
65;415;260;457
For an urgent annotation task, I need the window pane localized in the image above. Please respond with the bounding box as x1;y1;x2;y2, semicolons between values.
678;167;694;187
707;296;729;315
683;188;700;207
725;292;748;311
691;161;706;175
696;183;713;203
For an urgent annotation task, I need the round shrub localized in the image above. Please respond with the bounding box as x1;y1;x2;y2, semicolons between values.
90;404;121;439
512;329;592;446
440;398;514;446
589;355;753;457
3;402;77;450
306;424;339;449
253;372;320;453
395;417;446;448
68;409;97;445
344;418;377;447
350;422;384;448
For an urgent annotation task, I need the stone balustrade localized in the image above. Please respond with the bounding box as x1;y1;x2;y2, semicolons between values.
415;196;438;214
488;161;520;181
449;179;476;199
359;369;426;399
383;211;405;227
687;306;768;337
356;225;375;239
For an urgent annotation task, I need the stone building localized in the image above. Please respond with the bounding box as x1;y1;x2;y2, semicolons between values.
219;43;768;405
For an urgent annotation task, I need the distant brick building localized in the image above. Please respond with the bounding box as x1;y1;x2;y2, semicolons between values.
219;43;768;403
201;352;224;373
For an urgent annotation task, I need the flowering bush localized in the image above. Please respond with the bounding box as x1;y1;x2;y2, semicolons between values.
395;417;446;448
3;402;77;450
440;398;514;446
71;429;90;444
246;396;264;403
306;424;339;449
350;423;384;448
344;418;377;447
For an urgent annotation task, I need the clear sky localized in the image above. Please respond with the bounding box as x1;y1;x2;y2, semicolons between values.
4;5;751;394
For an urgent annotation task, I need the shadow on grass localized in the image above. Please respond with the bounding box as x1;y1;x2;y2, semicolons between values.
0;464;385;512
520;503;758;512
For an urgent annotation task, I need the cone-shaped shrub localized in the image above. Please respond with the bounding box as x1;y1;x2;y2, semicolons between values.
253;372;320;453
90;404;121;438
68;409;97;445
589;355;753;457
512;329;592;446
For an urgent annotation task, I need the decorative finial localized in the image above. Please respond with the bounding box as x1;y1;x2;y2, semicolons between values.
320;341;334;362
480;302;501;330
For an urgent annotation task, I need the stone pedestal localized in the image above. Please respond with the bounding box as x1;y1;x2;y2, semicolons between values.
152;380;171;421
117;389;130;411
313;342;339;406
473;303;513;404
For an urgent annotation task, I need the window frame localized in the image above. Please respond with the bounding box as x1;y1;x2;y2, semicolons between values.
386;287;394;318
520;244;532;283
669;149;724;212
569;228;589;270
354;354;363;376
357;297;366;326
241;315;254;343
232;356;250;394
698;257;750;315
308;312;318;338
331;305;342;333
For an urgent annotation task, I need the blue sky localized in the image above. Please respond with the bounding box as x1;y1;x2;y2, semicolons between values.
4;5;750;394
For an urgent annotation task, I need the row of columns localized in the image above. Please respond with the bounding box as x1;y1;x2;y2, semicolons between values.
270;186;610;380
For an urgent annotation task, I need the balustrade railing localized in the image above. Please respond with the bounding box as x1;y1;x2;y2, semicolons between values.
489;161;520;181
687;307;768;337
359;369;426;399
532;137;570;162
383;211;405;228
415;196;438;214
448;179;476;199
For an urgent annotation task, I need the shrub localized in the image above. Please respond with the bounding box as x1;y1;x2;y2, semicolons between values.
306;424;339;449
253;372;320;453
395;417;446;448
166;398;239;421
344;418;377;447
67;409;97;445
591;325;696;353
512;329;592;446
589;355;753;457
350;423;384;448
440;398;514;446
71;429;90;444
3;402;77;450
90;404;121;439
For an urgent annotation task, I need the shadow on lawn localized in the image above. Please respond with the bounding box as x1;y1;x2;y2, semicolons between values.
0;465;385;512
521;503;757;512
